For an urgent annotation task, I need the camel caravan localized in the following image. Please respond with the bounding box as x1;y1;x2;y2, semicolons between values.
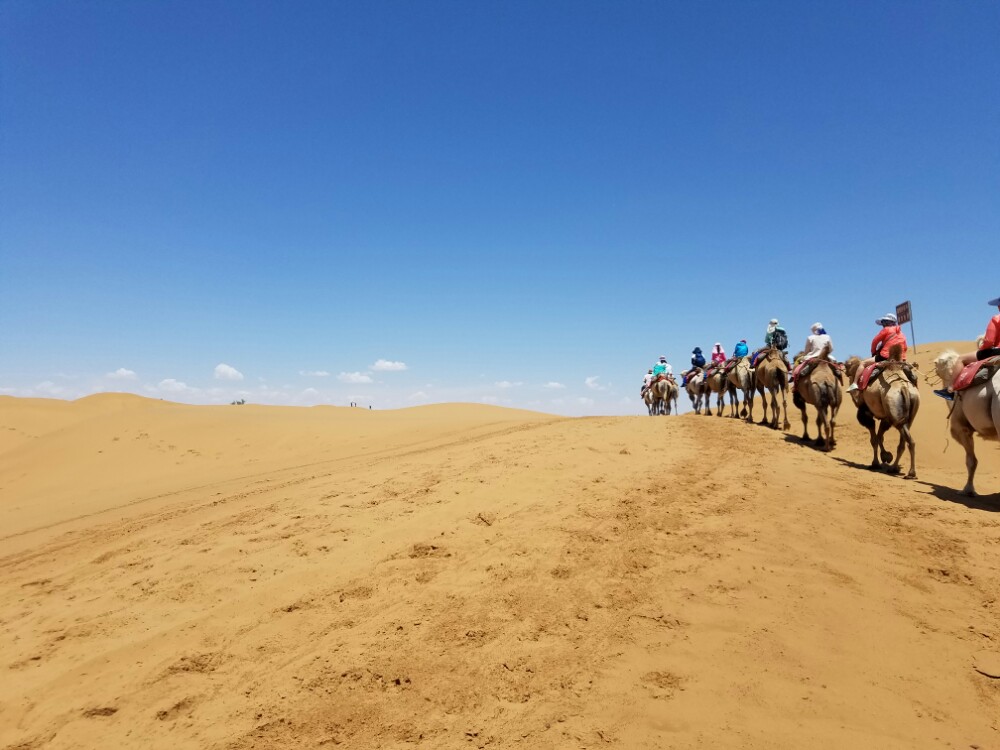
640;298;1000;496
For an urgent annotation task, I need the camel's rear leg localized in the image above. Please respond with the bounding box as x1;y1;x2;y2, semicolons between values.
950;414;978;496
899;423;916;479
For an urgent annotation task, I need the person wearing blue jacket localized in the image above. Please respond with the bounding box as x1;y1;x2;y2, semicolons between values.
682;348;706;386
733;340;749;358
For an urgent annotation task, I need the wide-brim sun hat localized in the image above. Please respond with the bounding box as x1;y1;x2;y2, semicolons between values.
989;296;1000;306
878;313;897;325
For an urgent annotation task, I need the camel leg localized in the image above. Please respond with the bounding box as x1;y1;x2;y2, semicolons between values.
745;383;754;421
878;421;900;473
808;384;825;447
900;423;916;479
950;413;978;496
867;422;881;469
781;386;791;431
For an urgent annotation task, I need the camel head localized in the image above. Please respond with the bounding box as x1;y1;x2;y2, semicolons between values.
844;355;862;379
933;350;962;388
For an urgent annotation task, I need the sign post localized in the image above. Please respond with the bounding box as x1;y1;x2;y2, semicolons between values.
896;300;915;352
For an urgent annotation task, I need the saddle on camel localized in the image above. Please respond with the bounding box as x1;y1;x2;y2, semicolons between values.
948;355;1000;394
849;341;916;394
790;351;846;387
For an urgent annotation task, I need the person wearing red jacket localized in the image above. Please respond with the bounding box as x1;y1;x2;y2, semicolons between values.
964;297;1000;363
934;297;1000;400
847;313;908;392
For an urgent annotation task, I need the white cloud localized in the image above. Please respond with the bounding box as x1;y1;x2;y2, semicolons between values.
584;376;607;391
542;381;566;389
408;391;429;401
107;368;137;380
214;363;244;381
371;359;408;372
299;370;330;377
494;380;523;389
338;371;373;384
577;397;595;406
157;378;192;393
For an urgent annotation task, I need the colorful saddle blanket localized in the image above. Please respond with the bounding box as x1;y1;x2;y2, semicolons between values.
953;356;1000;392
793;358;846;385
858;363;880;392
858;360;918;392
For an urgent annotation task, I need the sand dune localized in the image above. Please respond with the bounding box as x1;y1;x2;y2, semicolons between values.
1;345;998;749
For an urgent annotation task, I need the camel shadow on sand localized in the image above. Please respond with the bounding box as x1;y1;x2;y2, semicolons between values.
780;432;833;452
827;455;1000;513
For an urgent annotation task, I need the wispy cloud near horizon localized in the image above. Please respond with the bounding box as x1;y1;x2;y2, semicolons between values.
371;359;408;372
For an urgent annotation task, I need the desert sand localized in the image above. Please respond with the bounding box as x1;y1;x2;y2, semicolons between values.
2;342;999;749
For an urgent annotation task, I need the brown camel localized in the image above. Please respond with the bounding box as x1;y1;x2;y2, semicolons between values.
642;385;656;416
844;348;920;478
647;377;677;416
703;367;730;417
753;348;791;430
685;368;706;415
934;350;1000;495
791;342;842;451
726;356;754;420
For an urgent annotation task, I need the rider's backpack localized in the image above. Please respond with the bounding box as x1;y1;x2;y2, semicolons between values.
772;327;788;351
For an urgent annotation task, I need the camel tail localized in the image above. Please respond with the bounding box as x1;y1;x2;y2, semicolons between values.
889;343;904;361
933;350;962;389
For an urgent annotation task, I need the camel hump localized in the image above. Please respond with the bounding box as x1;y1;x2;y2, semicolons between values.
889;343;904;361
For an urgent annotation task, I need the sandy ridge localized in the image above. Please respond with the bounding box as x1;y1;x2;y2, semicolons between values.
1;387;999;749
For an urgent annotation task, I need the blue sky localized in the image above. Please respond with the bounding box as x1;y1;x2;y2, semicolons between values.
2;1;998;414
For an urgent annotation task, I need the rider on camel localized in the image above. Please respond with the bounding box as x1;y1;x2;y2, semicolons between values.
723;340;749;374
847;313;907;393
801;323;833;362
751;319;786;366
641;368;654;397
653;356;672;379
933;296;1000;400
681;347;706;387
